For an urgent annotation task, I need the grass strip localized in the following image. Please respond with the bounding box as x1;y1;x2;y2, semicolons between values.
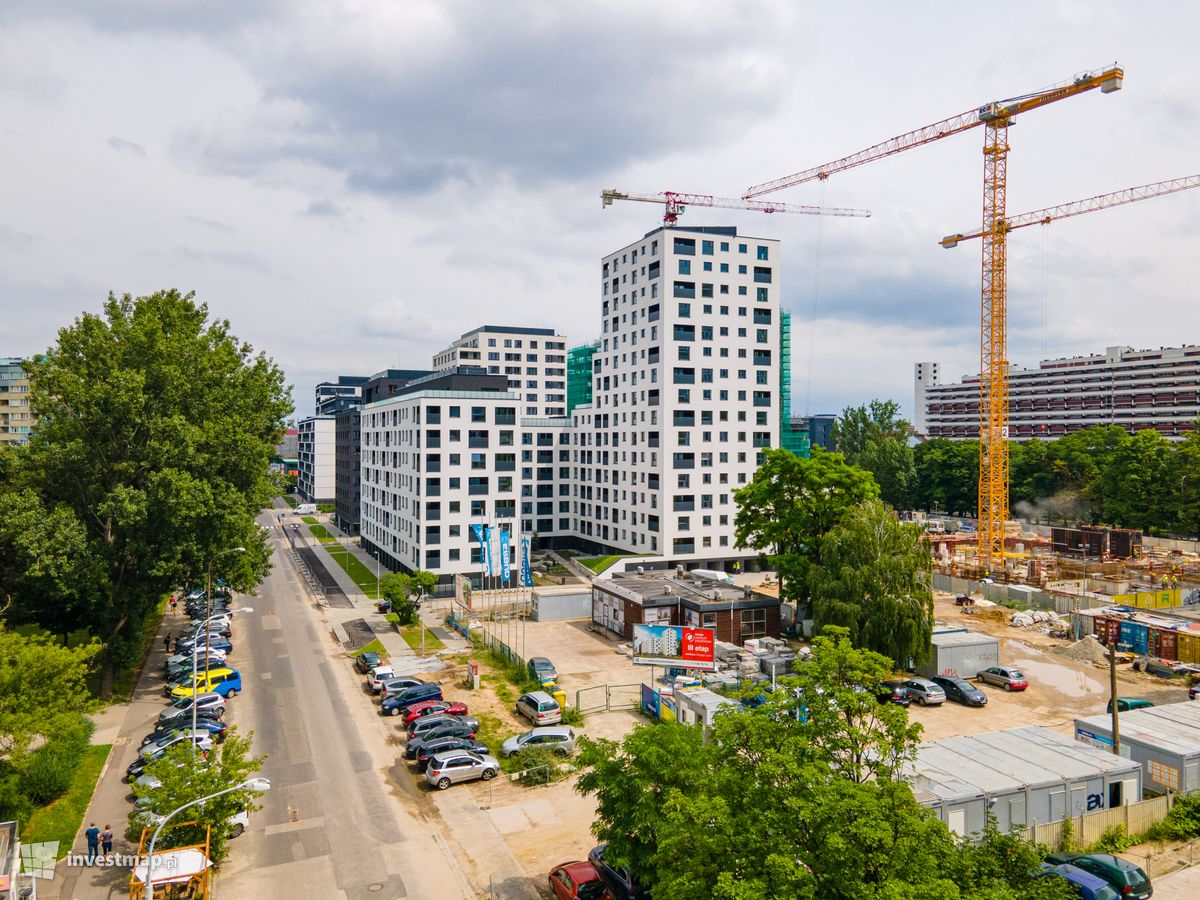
400;625;445;653
324;545;382;598
24;744;112;858
577;554;631;574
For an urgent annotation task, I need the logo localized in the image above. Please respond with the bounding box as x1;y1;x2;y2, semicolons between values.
20;841;59;880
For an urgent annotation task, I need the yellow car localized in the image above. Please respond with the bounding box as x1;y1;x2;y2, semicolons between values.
168;667;242;700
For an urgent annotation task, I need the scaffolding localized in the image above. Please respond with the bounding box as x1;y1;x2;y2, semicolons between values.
778;311;810;457
567;342;598;414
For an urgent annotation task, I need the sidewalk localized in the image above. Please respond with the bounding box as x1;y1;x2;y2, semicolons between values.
52;610;181;898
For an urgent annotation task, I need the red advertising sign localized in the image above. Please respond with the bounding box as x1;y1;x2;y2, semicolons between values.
680;627;715;666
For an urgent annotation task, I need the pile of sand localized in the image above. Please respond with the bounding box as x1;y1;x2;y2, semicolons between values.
1052;634;1110;665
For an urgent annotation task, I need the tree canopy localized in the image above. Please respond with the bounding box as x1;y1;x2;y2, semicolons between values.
0;627;99;761
810;500;935;667
577;629;1068;899
2;290;291;691
734;448;878;609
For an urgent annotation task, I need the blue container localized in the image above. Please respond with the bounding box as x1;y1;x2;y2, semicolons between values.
1118;621;1149;655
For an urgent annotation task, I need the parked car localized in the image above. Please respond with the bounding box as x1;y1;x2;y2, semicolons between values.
407;724;482;760
932;675;988;707
165;654;228;680
1045;853;1151;900
126;734;212;779
380;676;427;697
1190;684;1200;701
407;713;480;741
165;648;227;670
402;700;469;726
354;651;382;674
367;665;396;693
501;726;577;758
549;860;608;900
177;637;233;656
381;682;443;716
516;690;563;725
168;667;242;700
901;678;946;706
414;737;490;773
1038;863;1121;900
424;750;499;790
976;666;1028;691
877;681;911;707
528;657;558;686
158;693;225;725
588;844;650;900
1107;697;1155;713
142;719;228;746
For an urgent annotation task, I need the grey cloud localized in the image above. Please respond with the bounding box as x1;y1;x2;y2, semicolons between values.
182;215;235;234
171;246;275;276
107;135;146;156
0;225;34;250
302;199;347;218
169;3;798;195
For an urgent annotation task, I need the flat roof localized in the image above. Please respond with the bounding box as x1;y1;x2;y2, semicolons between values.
459;325;558;338
906;726;1140;803
600;572;774;608
1076;701;1200;757
932;631;1001;648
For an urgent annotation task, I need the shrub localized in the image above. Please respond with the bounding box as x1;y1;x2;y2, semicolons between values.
316;502;335;513
1090;824;1136;854
561;706;585;726
1145;793;1200;842
511;746;565;785
21;718;95;806
1057;816;1076;853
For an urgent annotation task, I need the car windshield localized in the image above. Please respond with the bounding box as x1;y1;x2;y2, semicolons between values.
1007;670;1024;679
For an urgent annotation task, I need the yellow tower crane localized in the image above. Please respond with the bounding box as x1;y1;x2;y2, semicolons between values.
743;65;1125;570
600;188;871;225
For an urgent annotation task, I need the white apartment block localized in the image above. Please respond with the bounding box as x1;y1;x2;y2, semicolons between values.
916;344;1200;441
360;370;523;575
576;226;781;563
297;416;336;502
432;326;569;418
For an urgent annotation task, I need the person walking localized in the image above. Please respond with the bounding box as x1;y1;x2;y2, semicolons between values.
100;824;114;857
163;632;172;653
169;595;177;614
84;823;100;864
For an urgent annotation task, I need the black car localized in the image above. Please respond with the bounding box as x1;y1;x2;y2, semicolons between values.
588;845;650;900
931;675;988;707
414;737;490;773
141;720;228;747
877;681;911;707
405;724;480;759
354;651;382;674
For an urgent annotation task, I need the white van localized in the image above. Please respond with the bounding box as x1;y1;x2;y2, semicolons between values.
295;503;317;515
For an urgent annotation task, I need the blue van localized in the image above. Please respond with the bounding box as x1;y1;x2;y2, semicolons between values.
380;682;442;716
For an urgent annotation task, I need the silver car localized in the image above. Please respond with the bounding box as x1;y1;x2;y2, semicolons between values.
424;750;499;790
501;726;577;758
902;678;946;706
976;666;1029;691
157;693;226;724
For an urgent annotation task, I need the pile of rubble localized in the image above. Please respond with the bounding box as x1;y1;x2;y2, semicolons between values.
1052;634;1112;666
1008;609;1071;638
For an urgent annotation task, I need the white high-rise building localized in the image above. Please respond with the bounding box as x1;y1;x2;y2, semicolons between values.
433;326;569;418
297;416;335;502
575;226;781;564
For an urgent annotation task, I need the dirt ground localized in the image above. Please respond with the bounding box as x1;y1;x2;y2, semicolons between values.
916;592;1191;741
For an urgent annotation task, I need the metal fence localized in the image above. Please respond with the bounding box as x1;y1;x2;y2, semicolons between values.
574;683;643;714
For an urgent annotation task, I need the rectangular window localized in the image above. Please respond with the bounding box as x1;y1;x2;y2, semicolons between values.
702;240;714;255
756;245;769;261
678;301;691;317
678;259;691;275
674;281;696;299
674;237;696;256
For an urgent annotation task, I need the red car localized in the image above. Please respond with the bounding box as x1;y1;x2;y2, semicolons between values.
549;861;608;900
402;699;469;726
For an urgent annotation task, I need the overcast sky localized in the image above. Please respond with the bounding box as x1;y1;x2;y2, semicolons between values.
2;2;1198;420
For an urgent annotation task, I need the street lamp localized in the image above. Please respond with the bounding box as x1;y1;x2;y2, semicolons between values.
189;607;254;756
144;777;270;899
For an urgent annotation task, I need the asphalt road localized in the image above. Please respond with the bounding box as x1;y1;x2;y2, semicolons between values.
213;515;473;899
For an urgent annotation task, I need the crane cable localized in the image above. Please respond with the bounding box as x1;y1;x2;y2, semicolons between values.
804;180;827;417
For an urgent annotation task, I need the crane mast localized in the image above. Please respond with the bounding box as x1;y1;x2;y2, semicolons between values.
741;65;1124;571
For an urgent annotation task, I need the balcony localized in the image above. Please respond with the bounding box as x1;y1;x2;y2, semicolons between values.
673;282;695;299
495;414;516;425
753;266;772;284
673;539;695;554
468;436;489;449
673;498;695;511
672;453;695;470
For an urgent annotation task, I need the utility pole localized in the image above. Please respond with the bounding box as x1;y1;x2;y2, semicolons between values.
1109;641;1121;756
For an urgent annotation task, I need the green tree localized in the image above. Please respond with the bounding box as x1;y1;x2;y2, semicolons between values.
809;501;935;668
130;729;266;864
1094;429;1173;532
734;448;878;610
14;291;291;692
1170;426;1200;538
0;627;100;761
914;438;978;515
832;399;909;464
857;438;917;509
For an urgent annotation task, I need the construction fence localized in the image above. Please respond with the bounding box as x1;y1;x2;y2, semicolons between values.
574;683;643;715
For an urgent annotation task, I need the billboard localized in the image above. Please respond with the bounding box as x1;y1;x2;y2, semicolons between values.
631;624;716;670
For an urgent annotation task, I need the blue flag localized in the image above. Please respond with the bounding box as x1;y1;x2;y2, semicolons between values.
482;526;493;577
498;528;510;584
471;524;491;576
520;536;533;588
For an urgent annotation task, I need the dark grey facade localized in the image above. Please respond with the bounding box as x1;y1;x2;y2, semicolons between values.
332;369;431;536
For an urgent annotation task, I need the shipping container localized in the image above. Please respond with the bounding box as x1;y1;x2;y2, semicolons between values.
1178;632;1200;665
1075;701;1200;794
1118;621;1149;655
1157;630;1178;661
907;726;1143;838
917;631;1001;679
